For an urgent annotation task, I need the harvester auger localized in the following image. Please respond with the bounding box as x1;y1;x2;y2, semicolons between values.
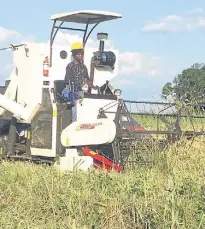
0;10;205;173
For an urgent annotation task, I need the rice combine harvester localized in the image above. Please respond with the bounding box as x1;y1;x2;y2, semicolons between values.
1;10;205;172
0;10;146;172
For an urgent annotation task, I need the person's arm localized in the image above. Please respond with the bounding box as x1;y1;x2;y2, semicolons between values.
81;64;98;89
82;64;90;81
65;64;74;84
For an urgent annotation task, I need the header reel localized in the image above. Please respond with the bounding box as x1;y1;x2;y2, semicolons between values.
96;99;205;169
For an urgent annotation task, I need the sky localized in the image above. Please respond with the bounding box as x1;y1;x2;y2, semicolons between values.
1;0;205;101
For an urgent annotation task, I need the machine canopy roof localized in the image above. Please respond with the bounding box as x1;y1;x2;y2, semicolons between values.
50;10;122;24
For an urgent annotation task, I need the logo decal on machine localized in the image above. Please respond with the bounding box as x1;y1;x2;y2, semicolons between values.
75;122;103;131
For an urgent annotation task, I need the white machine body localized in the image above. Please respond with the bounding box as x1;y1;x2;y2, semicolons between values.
76;98;118;121
61;118;116;147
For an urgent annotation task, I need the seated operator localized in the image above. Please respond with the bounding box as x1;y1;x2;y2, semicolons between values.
62;42;98;121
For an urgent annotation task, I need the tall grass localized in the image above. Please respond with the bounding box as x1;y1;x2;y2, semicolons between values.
135;114;205;132
0;136;205;228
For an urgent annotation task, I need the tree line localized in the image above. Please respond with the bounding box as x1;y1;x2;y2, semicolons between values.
161;63;205;104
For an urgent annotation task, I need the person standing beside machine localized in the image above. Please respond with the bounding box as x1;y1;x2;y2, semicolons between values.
62;42;98;121
65;42;90;90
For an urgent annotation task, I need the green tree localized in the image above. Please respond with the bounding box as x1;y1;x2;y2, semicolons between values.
161;63;205;103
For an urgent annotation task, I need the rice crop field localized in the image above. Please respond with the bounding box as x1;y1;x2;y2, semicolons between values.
0;115;205;229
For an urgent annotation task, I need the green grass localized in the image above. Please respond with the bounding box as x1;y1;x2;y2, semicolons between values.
134;114;205;132
0;137;205;228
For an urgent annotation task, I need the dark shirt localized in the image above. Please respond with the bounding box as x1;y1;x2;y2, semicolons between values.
65;61;90;88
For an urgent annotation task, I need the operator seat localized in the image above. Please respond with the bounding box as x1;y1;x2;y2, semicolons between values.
53;80;68;103
53;80;73;130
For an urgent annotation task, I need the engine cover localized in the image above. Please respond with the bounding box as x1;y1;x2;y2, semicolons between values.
61;118;116;147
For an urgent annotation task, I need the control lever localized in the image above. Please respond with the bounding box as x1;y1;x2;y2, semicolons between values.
100;81;113;95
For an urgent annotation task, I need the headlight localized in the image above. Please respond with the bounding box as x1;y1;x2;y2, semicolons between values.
82;84;89;93
114;89;122;96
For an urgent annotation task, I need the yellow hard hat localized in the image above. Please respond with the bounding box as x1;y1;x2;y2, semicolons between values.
71;42;84;51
